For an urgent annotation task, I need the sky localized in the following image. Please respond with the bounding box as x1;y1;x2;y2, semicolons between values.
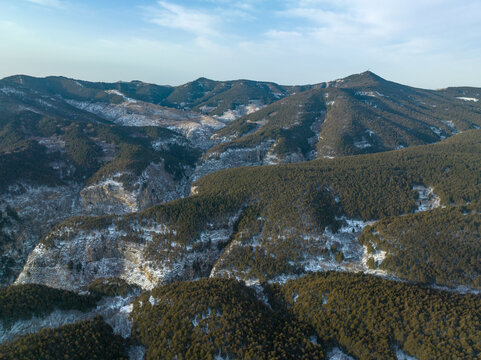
0;0;480;88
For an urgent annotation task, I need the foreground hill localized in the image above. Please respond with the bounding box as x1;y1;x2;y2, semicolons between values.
3;276;480;360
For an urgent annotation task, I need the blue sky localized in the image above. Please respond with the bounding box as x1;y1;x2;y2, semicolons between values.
1;0;480;88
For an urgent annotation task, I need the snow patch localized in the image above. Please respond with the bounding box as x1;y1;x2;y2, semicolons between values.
356;91;383;97
396;347;418;360
361;245;388;276
128;345;146;360
413;185;440;212
430;126;445;139
105;89;137;103
0;87;24;96
456;97;478;102
263;151;281;165
148;295;158;306
440;120;459;133
214;349;231;360
35;136;66;153
353;139;372;149
217;100;263;122
302;217;375;273
328;347;355;360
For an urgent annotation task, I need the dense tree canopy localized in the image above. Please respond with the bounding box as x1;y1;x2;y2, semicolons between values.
0;317;127;359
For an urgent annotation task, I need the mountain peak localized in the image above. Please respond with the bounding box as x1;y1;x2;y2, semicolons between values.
337;70;386;88
360;70;379;77
192;77;215;84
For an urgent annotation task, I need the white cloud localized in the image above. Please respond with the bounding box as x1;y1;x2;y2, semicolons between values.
273;1;481;55
146;1;220;37
25;0;64;8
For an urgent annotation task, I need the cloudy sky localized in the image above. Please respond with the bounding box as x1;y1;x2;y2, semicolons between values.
1;0;480;88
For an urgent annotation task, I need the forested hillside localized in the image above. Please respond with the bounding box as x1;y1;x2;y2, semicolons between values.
0;316;127;359
271;272;481;360
360;207;481;287
132;278;324;360
16;130;481;292
214;71;481;159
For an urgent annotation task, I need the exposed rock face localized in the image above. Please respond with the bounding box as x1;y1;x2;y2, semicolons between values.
80;178;138;214
80;162;190;215
0;162;193;286
191;140;308;184
192;142;272;183
0;184;81;285
16;214;240;292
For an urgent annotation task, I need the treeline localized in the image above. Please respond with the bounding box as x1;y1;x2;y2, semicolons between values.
360;206;481;288
0;316;127;359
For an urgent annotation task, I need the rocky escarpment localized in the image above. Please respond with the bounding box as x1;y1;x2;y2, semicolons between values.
0;160;196;286
0;162;193;286
0;184;82;285
191;140;310;183
15;212;240;291
81;161;191;215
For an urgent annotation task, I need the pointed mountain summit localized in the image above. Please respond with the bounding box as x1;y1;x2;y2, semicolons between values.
337;70;387;87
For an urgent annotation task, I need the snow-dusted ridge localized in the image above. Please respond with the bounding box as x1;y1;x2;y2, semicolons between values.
64;97;225;148
213;185;443;287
